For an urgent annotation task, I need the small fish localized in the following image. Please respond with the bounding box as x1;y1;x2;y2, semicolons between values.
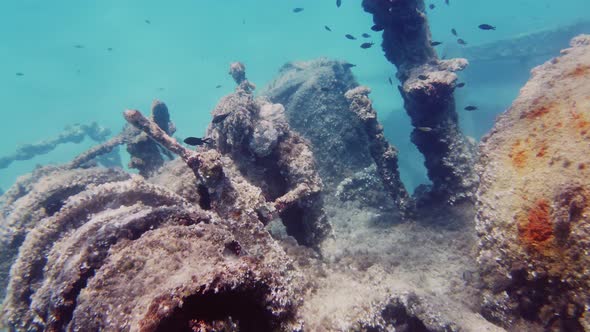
445;0;449;5
478;24;496;30
429;4;435;9
158;87;165;91
15;72;24;76
418;74;428;80
456;82;466;88
430;41;442;46
457;38;467;45
417;126;433;132
464;106;478;111
451;28;458;36
345;34;356;40
242;19;246;25
342;63;356;69
371;24;384;32
388;77;393;85
215;85;222;89
73;44;85;49
360;42;374;49
107;47;113;51
212;112;231;124
324;25;332;32
361;33;371;38
145;19;151;24
292;7;304;13
336;0;342;7
184;137;213;146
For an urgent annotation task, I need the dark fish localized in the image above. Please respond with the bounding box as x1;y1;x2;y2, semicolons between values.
418;74;428;80
478;24;496;30
464;106;478;111
320;87;330;92
184;137;213;146
362;33;371;38
292;7;304;13
107;47;113;51
457;38;467;45
15;72;24;76
145;19;151;24
336;0;342;7
342;63;356;69
324;25;332;32
445;0;449;5
215;85;222;88
73;44;85;49
345;34;356;40
430;41;442;46
388;77;393;85
212;112;231;124
456;82;466;88
371;24;384;32
451;28;458;36
429;4;435;9
360;42;374;49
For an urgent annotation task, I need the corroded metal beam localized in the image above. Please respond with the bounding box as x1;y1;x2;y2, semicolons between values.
363;0;478;204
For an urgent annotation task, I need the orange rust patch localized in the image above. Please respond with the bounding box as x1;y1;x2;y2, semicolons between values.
568;64;590;78
513;150;527;168
536;142;548;158
521;104;553;120
576;119;590;130
519;200;553;246
568;111;590;135
509;141;528;169
571;111;589;127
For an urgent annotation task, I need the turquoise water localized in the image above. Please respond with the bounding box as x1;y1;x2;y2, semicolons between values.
1;0;588;191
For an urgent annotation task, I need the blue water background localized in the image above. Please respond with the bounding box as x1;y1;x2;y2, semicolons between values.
0;0;588;191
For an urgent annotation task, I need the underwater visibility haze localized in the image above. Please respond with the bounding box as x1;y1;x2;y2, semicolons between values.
1;0;590;331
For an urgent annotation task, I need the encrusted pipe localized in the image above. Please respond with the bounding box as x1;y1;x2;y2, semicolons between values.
0;123;110;170
66;129;130;169
124;109;199;173
345;86;413;215
362;0;478;204
229;62;256;93
126;100;176;177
